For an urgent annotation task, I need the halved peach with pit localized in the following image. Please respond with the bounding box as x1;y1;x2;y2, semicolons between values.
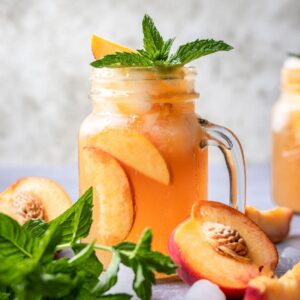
244;261;300;300
82;147;133;245
0;177;72;224
169;201;278;299
91;34;134;59
88;128;170;185
245;206;293;243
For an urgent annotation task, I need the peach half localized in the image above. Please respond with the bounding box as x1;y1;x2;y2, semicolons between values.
0;177;72;224
91;34;134;59
245;205;293;243
244;262;300;300
169;201;278;299
88;128;170;185
82;147;133;245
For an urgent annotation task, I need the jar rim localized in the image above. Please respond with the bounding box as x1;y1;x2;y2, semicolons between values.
91;66;197;81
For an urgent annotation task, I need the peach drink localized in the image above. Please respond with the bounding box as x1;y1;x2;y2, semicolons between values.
79;67;207;265
272;57;300;211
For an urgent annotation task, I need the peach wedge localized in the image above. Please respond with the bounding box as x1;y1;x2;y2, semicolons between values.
0;177;72;224
245;205;293;243
88;128;170;185
82;147;133;245
169;201;278;299
244;262;300;300
91;34;133;59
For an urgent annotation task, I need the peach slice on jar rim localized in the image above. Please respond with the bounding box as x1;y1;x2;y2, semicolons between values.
88;128;170;185
168;201;278;299
83;147;134;245
245;205;293;243
91;35;134;59
0;177;72;224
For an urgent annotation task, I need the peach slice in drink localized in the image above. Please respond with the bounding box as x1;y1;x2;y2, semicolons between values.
88;128;170;185
83;147;133;245
0;177;72;224
91;35;134;59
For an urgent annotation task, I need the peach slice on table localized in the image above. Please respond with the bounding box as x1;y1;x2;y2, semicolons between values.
88;128;170;185
91;34;134;59
83;147;133;245
244;262;300;300
0;177;72;224
169;201;278;299
245;205;293;243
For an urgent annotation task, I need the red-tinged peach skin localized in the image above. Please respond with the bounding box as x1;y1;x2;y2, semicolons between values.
0;177;72;224
169;201;278;299
88;128;170;185
245;205;293;243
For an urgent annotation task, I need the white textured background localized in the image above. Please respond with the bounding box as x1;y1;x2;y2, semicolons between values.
0;0;299;165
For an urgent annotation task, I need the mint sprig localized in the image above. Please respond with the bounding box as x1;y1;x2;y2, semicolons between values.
288;52;300;59
91;14;233;68
0;188;177;300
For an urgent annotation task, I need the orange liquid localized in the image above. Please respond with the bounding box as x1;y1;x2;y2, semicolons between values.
272;111;300;211
79;102;207;266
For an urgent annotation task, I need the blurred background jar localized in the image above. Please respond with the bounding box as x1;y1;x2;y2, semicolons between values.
272;55;300;211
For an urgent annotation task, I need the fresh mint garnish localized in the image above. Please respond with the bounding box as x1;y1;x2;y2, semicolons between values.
288;52;300;59
91;14;233;68
0;188;177;300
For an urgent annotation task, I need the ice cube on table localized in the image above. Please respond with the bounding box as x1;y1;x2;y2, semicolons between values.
184;280;226;300
281;247;300;259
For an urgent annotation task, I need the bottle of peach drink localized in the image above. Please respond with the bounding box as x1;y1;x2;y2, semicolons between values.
272;53;300;211
79;15;246;270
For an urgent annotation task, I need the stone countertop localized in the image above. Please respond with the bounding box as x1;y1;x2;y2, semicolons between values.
0;164;299;299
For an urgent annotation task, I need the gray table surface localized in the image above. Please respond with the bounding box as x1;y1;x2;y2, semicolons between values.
0;164;299;299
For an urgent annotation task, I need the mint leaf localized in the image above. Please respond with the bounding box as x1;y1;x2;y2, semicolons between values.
91;52;153;68
33;222;61;263
114;229;177;300
98;293;132;300
170;39;233;65
91;14;233;68
0;213;36;260
288;52;300;59
160;38;175;60
73;244;103;279
68;242;95;267
0;292;10;300
0;259;36;286
92;250;121;295
51;187;93;245
142;14;164;59
23;219;48;238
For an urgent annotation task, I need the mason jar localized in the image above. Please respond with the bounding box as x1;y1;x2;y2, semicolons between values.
78;67;246;266
272;57;300;211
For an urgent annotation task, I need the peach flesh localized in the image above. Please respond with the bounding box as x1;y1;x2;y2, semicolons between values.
168;201;278;299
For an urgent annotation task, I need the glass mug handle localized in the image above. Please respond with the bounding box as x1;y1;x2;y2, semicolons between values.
198;116;246;212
